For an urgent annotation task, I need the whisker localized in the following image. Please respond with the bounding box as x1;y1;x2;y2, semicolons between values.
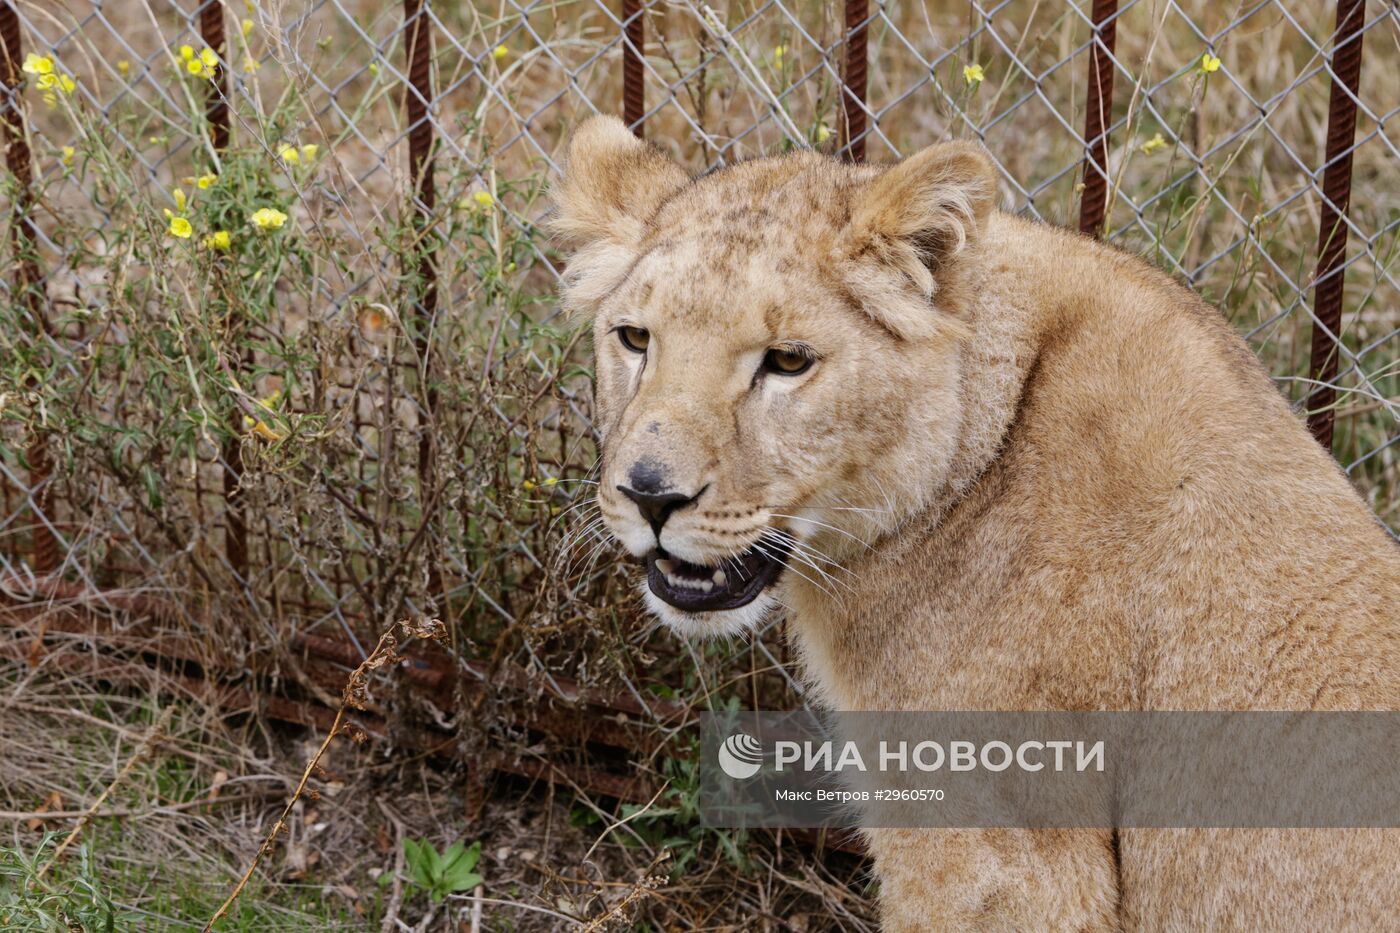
765;527;857;581
769;512;874;551
550;497;600;533
753;537;843;605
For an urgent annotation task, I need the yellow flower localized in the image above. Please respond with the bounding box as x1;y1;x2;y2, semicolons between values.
35;70;75;109
299;144;318;160
61;146;75;165
252;422;282;441
472;190;494;208
117;59;130;77
168;216;193;239
196;173;218;189
1199;52;1221;74
773;44;786;61
243;56;260;74
522;479;536;491
250;207;288;230
280;145;300;164
244;390;284;440
492;44;508;61
204;230;232;250
815;123;831;143
184;47;217;79
963;62;985;85
242;416;282;441
241;18;254;38
1139;132;1167;155
542;477;558;487
22;53;53;76
36;73;75;94
173;187;187;212
368;63;379;77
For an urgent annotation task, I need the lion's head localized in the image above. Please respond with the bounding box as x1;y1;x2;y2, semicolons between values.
551;116;996;636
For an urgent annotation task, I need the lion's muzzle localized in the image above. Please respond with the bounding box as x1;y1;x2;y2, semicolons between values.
644;538;791;612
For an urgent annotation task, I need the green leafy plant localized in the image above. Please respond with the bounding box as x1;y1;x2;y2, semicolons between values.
0;836;124;932
402;839;483;904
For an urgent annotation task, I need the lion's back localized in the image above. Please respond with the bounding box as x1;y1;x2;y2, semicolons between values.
995;216;1400;709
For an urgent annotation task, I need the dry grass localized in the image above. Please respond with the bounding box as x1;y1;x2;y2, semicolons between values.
0;0;1395;929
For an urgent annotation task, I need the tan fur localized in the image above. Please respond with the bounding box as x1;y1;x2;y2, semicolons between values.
552;116;1400;930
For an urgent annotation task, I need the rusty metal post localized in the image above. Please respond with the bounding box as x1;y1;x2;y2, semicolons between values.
1078;0;1119;237
404;0;443;608
403;0;436;325
839;0;868;161
199;0;228;150
621;0;644;136
196;0;246;581
1;2;57;575
1306;0;1366;451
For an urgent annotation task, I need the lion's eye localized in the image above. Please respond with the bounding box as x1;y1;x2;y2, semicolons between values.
617;326;650;353
762;346;814;376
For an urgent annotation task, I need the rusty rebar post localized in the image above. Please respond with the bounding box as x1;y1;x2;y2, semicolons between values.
838;0;868;161
199;0;228;150
1;2;57;575
621;0;644;136
404;0;442;607
404;0;436;326
1306;0;1366;451
25;437;57;574
1078;0;1119;237
196;0;246;582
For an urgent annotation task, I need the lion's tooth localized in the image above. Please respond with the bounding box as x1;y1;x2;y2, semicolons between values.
701;581;714;592
656;559;675;574
712;569;727;586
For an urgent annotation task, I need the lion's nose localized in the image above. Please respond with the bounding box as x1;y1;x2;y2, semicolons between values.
617;485;700;537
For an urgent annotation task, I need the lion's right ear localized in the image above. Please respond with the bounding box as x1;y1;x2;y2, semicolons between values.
549;116;688;317
550;116;689;250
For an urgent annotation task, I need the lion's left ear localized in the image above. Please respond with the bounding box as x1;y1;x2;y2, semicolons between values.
843;141;997;339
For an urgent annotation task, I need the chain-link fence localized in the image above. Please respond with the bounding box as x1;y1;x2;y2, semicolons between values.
1;0;1396;792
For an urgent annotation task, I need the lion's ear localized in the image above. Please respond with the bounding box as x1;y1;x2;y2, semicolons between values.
550;116;689;318
843;141;996;339
550;115;689;250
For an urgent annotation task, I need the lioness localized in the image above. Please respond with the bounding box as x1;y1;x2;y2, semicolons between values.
550;115;1400;930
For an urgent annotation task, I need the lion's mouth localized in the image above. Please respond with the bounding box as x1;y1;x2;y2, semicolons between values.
644;539;790;612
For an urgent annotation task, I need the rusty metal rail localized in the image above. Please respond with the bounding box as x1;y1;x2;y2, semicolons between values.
0;584;864;853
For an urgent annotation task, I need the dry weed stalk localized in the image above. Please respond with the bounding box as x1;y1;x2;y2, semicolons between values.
201;617;446;932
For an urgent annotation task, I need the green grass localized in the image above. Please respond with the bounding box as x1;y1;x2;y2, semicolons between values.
0;833;365;932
